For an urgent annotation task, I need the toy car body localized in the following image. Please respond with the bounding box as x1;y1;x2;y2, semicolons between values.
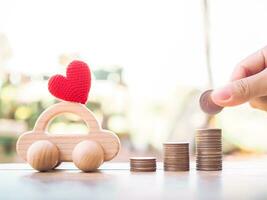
16;102;120;172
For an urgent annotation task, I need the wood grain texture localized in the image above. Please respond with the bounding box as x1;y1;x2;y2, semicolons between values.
16;102;120;164
26;140;59;171
72;140;104;172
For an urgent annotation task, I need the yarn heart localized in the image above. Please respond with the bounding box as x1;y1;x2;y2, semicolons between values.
48;60;91;104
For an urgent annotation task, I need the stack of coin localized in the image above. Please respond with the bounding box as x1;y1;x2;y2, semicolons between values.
163;142;190;171
130;157;156;172
196;129;222;171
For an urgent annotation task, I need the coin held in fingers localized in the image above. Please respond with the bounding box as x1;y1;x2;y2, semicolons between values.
199;90;223;115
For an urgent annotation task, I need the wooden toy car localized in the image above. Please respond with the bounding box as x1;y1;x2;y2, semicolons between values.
16;102;120;172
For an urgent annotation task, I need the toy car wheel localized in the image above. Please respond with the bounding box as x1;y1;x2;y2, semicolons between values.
26;140;59;172
72;140;104;172
53;161;61;169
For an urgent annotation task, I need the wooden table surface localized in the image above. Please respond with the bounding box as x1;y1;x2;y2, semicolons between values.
0;160;267;200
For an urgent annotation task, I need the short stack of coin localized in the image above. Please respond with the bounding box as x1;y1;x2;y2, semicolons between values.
130;157;156;172
163;142;190;171
196;129;222;171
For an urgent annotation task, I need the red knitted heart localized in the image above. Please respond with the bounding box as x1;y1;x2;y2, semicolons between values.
48;60;91;104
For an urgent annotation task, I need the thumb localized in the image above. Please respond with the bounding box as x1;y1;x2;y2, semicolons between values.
211;69;267;107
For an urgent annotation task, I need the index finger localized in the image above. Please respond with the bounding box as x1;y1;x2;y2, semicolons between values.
231;46;267;81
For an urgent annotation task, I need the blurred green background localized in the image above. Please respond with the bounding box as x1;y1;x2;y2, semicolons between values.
0;0;267;162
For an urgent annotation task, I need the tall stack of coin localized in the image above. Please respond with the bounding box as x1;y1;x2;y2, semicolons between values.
130;157;156;172
196;129;222;171
163;142;190;171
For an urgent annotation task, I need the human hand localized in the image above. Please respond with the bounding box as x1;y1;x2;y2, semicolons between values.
211;46;267;111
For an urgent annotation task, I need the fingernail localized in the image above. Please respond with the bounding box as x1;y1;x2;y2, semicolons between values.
212;85;232;102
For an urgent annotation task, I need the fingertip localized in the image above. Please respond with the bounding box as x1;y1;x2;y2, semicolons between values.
211;86;233;107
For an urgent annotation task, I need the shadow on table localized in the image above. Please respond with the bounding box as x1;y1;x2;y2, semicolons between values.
160;170;223;199
22;169;115;184
195;171;223;200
